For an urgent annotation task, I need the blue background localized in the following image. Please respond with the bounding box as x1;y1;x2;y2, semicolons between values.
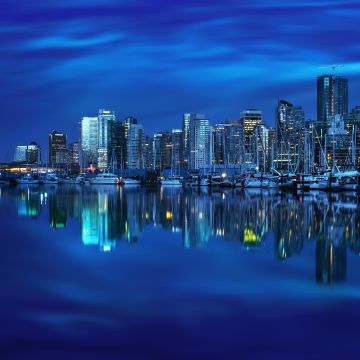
1;0;360;159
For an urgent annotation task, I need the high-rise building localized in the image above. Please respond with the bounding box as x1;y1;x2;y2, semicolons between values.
142;134;153;169
27;142;41;164
127;124;144;169
97;109;117;171
275;100;305;171
172;129;183;170
317;75;348;123
152;131;172;170
14;146;27;162
80;116;98;170
189;114;212;170
240;109;262;165
49;131;67;167
14;142;41;163
68;141;80;174
182;113;191;169
122;116;138;168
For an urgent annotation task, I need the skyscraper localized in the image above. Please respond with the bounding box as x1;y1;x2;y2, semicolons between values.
240;109;262;165
317;75;348;123
122;116;138;168
80;116;98;170
172;129;183;170
127;124;144;169
97;109;117;171
48;131;67;167
275;100;305;171
182;113;191;169
189;114;212;170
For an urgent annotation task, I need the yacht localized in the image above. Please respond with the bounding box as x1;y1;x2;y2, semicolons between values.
161;175;183;187
16;173;40;185
121;177;141;186
90;173;120;185
39;173;59;185
75;175;87;185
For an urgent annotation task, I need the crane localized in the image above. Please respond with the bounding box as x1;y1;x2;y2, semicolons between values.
319;64;344;73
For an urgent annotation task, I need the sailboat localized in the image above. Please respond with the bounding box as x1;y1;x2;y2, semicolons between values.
161;144;183;187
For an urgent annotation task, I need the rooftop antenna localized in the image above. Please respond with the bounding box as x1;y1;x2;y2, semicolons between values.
319;64;344;74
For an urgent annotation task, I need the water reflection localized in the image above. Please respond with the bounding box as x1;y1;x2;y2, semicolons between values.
4;185;360;284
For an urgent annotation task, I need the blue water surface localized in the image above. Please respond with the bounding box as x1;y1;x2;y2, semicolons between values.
1;185;360;359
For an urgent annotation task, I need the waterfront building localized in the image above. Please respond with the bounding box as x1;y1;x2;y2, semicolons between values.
275;100;305;172
182;113;191;169
80;116;98;170
14;146;27;162
27;142;41;164
97;109;117;171
240;109;262;166
122;116;138;168
48;130;67;167
152;131;172;170
189;114;212;170
172;129;183;170
142;134;153;170
317;75;348;123
127;124;144;169
68;142;80;174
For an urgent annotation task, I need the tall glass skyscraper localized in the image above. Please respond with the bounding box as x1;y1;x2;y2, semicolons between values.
127;124;144;169
317;75;348;123
275;100;305;171
98;109;117;171
80;116;98;170
240;109;262;165
189;114;212;170
48;130;67;167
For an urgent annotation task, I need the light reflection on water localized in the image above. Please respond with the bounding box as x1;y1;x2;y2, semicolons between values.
3;185;360;285
2;185;360;358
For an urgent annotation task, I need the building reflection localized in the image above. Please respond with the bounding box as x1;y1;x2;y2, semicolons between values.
12;186;360;283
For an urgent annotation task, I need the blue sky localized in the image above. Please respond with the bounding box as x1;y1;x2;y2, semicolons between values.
1;0;360;160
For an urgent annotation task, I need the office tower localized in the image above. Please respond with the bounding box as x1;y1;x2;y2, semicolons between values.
14;142;41;163
172;129;183;170
325;115;352;168
80;116;98;170
68;141;80;174
153;133;162;170
182;113;191;169
97;109;117;171
14;146;27;162
189;114;212;170
256;123;270;172
127;124;144;169
122;116;138;168
213;124;227;165
27;142;41;164
275;100;305;171
317;75;348;123
152;131;172;170
142;134;153;169
49;130;67;167
240;109;262;165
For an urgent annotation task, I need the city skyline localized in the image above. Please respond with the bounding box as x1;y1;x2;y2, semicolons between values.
2;1;360;160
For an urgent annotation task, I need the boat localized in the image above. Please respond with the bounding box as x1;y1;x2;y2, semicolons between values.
75;175;87;185
16;173;40;185
90;173;120;185
59;177;76;185
39;173;59;185
161;175;183;187
121;177;141;186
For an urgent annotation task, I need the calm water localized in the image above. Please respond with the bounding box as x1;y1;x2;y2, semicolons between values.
1;184;360;359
